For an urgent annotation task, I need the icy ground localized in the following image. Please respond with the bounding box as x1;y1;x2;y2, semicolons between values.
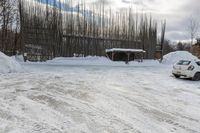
0;60;200;133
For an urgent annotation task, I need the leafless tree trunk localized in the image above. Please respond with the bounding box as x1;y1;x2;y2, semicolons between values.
0;0;19;55
187;17;199;46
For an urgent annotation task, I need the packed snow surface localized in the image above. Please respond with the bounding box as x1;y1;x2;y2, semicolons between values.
162;51;198;64
0;57;200;133
46;56;159;67
0;52;22;73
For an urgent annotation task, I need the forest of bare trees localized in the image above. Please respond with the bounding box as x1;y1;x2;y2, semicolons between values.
0;0;21;55
1;0;167;61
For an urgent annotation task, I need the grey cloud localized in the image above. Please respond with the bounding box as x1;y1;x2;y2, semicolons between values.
166;31;187;41
80;0;200;41
120;0;199;41
165;0;200;41
92;0;112;5
121;0;131;4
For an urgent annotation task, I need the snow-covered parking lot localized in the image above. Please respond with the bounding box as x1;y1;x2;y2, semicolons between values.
0;58;200;133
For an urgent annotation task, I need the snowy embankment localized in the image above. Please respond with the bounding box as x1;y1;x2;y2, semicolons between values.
45;56;161;67
0;52;22;73
28;51;198;67
162;51;198;65
11;55;24;62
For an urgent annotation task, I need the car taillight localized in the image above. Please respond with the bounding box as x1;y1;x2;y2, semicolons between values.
188;65;195;70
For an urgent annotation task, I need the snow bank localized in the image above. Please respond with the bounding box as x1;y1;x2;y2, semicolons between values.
0;52;23;73
46;56;160;67
47;56;111;65
162;51;198;65
11;55;24;62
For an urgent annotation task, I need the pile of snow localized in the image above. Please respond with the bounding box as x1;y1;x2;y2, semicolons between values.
0;52;23;73
162;51;198;65
47;56;111;65
11;55;24;62
45;56;160;67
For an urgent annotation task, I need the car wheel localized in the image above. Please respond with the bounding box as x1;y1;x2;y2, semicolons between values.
192;72;200;81
173;74;180;78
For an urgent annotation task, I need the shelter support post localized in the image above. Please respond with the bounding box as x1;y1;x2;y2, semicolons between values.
141;53;143;62
112;52;115;61
127;53;130;62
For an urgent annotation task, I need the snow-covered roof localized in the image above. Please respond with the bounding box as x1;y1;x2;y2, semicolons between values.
106;48;146;53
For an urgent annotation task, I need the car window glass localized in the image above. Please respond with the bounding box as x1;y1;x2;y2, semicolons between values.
196;61;200;66
177;60;191;65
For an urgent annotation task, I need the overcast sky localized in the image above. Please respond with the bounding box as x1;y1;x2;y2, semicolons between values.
82;0;200;42
44;0;200;42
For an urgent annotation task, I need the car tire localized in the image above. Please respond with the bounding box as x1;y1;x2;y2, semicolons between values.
173;74;180;78
192;72;200;81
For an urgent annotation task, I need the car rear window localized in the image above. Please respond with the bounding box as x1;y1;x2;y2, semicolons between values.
196;61;200;66
177;60;191;65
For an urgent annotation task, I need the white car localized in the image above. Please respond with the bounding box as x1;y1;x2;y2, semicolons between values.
172;60;200;81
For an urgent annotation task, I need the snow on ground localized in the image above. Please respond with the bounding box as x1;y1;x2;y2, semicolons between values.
11;55;24;62
45;56;160;67
0;57;200;133
162;51;198;65
0;52;22;73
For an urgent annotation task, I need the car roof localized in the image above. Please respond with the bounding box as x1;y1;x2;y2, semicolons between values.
194;59;200;62
178;59;200;62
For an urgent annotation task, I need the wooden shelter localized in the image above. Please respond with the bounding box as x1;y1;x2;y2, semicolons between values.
106;48;146;63
24;44;52;61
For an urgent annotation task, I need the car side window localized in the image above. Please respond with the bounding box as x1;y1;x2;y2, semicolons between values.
196;61;200;66
177;60;191;65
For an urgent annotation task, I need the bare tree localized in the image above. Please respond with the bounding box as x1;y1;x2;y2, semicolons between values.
0;0;18;54
160;20;166;61
177;41;184;51
187;17;199;46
